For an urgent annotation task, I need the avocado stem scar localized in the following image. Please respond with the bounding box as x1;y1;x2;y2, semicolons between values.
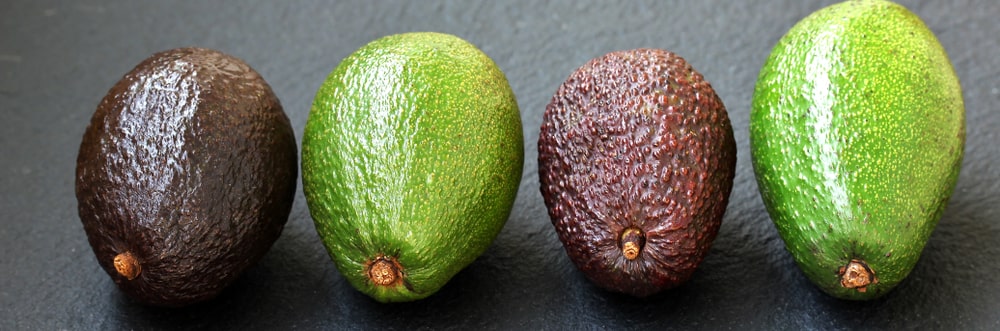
113;252;140;280
620;228;646;260
367;255;404;287
839;259;878;292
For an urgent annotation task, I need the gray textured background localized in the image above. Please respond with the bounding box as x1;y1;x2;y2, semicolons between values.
2;0;998;329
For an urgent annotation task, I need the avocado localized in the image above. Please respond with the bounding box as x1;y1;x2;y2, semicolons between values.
750;0;965;300
302;32;523;302
538;49;736;297
75;47;298;307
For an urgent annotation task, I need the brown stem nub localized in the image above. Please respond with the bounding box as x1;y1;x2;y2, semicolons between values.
113;252;140;280
839;259;878;292
367;255;404;287
620;228;646;261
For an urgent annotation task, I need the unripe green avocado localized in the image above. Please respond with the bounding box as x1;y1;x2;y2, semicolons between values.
302;32;524;302
750;0;964;300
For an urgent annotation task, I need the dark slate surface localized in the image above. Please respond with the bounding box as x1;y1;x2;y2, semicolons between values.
2;1;998;329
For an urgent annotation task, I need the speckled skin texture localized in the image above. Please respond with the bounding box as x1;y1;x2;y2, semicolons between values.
302;32;524;302
750;0;965;300
75;48;298;307
539;49;736;297
5;1;1000;329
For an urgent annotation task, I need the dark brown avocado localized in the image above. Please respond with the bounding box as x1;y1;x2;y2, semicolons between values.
538;49;736;297
75;47;297;307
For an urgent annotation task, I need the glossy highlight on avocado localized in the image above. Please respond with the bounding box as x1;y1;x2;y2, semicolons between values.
750;0;965;300
302;32;524;302
539;49;736;297
76;47;298;307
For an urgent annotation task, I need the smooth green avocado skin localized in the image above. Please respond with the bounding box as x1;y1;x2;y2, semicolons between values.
750;0;964;300
302;32;523;302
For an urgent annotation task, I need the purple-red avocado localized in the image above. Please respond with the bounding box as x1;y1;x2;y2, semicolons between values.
75;47;297;307
538;49;736;297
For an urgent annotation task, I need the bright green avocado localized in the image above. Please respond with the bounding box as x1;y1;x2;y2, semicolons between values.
750;0;964;300
302;32;524;302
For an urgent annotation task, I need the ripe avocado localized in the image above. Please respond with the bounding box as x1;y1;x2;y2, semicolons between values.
75;47;298;307
538;49;736;297
302;32;524;302
750;0;965;300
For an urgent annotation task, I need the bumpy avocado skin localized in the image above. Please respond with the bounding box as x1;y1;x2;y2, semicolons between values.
302;32;524;302
750;0;965;300
539;49;736;297
76;48;298;307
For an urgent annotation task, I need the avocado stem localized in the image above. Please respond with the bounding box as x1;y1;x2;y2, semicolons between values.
367;255;404;287
113;252;140;280
620;228;646;260
839;259;878;292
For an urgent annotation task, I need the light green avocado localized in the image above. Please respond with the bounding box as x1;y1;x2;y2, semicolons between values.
750;0;965;300
302;32;524;302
